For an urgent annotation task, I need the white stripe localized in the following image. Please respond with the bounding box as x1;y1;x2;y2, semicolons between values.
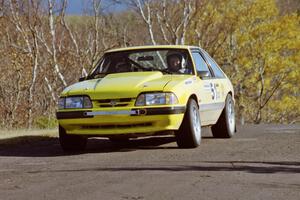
85;110;137;116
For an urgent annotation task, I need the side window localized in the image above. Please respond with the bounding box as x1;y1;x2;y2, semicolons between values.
191;52;212;77
202;51;225;78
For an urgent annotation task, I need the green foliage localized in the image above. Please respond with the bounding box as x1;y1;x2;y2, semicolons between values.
34;116;57;129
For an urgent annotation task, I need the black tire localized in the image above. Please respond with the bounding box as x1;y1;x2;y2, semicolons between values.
211;94;236;138
175;98;201;148
59;125;87;152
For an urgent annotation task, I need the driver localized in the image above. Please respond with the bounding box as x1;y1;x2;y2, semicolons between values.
166;51;187;73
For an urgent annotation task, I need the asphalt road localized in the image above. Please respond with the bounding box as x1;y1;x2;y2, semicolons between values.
0;124;299;200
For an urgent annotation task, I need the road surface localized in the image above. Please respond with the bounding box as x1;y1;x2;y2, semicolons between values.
0;124;299;200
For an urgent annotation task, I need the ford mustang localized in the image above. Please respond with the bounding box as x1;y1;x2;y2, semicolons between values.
56;45;236;151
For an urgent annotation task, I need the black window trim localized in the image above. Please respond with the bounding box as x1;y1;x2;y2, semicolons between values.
190;48;215;79
199;48;226;79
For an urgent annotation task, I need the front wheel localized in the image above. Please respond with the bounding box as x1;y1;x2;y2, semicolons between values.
175;98;201;148
59;125;87;152
211;94;236;138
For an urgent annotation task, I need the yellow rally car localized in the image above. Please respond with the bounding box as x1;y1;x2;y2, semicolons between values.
56;45;236;151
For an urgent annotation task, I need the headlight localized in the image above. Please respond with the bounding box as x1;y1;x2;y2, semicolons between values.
58;96;92;109
135;92;178;106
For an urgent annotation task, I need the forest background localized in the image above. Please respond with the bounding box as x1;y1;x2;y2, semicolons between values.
0;0;299;129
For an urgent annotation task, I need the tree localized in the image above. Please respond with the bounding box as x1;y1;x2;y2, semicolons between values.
187;0;300;124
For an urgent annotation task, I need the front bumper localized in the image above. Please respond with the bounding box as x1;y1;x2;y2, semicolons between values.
57;106;185;136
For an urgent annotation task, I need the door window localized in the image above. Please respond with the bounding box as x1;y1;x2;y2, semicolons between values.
191;52;212;77
202;51;225;78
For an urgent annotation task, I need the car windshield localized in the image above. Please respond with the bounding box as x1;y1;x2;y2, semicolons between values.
89;49;193;78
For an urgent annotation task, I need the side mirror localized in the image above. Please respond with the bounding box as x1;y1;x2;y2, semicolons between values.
197;71;210;79
78;76;86;82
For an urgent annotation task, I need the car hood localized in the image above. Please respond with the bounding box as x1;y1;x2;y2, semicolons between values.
62;72;173;99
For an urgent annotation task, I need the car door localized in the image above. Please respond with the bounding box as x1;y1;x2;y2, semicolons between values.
200;49;227;123
190;50;216;125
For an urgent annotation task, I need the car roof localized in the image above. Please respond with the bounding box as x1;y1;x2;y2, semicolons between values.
105;45;200;53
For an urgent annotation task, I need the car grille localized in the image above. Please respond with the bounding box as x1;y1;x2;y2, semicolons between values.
94;98;135;108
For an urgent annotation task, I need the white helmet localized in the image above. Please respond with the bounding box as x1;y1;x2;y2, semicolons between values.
166;51;186;72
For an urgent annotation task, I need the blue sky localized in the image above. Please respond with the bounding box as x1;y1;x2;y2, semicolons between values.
62;0;127;15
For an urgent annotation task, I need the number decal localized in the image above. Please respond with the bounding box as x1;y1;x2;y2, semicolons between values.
210;83;217;100
204;82;219;101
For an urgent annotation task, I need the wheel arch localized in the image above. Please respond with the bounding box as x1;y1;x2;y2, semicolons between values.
227;91;235;104
188;94;199;107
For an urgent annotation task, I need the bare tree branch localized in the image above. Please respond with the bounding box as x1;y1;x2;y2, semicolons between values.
48;0;67;87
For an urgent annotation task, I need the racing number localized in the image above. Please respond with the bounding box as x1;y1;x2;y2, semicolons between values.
210;82;217;101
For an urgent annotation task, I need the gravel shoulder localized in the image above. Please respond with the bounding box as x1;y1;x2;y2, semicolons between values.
0;124;299;200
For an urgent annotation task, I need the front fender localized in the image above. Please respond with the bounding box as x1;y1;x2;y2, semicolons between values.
163;76;198;106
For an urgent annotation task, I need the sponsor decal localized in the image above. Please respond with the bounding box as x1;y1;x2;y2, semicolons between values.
203;83;211;91
185;80;193;85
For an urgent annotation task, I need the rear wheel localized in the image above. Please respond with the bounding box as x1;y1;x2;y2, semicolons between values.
175;98;201;148
59;125;87;152
211;94;236;138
